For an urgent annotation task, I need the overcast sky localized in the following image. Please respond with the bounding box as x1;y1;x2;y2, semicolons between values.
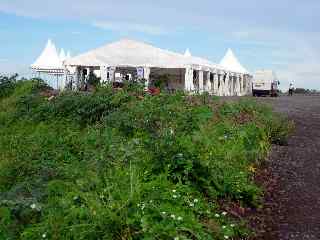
0;0;319;90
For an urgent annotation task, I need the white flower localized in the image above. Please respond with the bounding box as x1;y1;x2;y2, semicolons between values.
172;189;176;193
189;203;194;207
177;216;183;221
222;225;226;229
222;211;227;216
30;203;36;209
214;213;220;218
170;214;176;219
224;236;229;239
193;199;199;203
161;212;166;215
173;195;178;198
42;233;46;238
230;224;235;227
170;128;174;135
174;237;179;240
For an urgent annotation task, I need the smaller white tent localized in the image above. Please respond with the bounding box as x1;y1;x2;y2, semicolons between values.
66;51;71;59
31;39;64;72
59;48;67;62
184;48;192;57
220;49;249;74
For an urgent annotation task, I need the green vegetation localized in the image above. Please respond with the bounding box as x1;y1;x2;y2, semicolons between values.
0;77;292;240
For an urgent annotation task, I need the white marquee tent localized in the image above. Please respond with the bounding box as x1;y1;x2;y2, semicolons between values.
31;39;64;73
31;39;73;89
184;48;192;57
63;39;252;96
220;49;252;96
59;48;67;62
220;48;249;74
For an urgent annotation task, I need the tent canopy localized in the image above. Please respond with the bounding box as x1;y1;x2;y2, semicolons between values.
31;39;64;71
65;39;226;72
220;48;249;74
184;48;192;57
59;48;66;62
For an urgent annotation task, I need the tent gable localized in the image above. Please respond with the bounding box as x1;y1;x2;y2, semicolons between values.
220;48;249;74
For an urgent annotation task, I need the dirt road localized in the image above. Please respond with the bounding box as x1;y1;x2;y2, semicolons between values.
254;95;320;239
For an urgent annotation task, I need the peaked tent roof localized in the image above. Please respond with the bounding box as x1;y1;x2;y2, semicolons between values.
59;48;66;62
31;39;64;71
184;48;192;57
66;51;71;59
220;49;249;74
65;39;225;71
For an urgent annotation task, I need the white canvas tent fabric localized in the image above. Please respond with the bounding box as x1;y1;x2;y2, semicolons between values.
31;39;64;72
66;51;71;59
66;39;188;68
184;48;192;57
220;49;249;74
59;48;66;62
65;39;226;72
64;39;252;96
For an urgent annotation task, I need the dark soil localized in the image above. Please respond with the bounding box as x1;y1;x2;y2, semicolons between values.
250;95;320;239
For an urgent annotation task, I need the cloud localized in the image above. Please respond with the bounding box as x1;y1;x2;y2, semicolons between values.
92;21;169;35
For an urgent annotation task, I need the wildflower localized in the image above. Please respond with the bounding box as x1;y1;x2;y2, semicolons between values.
173;194;178;199
172;189;177;193
161;211;166;215
214;213;220;218
30;203;36;209
170;128;175;135
230;224;235;227
222;211;227;216
193;199;199;203
206;210;210;214
177;216;183;221
174;237;179;240
224;236;229;239
222;225;226;229
189;203;194;207
170;214;176;219
248;165;257;173
42;233;46;238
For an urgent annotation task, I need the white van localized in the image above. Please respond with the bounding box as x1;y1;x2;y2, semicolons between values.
252;70;280;97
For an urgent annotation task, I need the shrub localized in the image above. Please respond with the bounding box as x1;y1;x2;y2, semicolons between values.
0;74;18;99
0;80;292;239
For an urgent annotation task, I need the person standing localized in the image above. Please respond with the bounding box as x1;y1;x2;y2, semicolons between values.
289;83;294;96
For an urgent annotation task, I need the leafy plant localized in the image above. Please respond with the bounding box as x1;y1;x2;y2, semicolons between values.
0;80;292;239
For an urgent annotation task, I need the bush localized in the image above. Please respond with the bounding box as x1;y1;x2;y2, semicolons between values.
0;81;292;239
0;74;18;99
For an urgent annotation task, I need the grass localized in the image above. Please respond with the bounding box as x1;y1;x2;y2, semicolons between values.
0;78;292;240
